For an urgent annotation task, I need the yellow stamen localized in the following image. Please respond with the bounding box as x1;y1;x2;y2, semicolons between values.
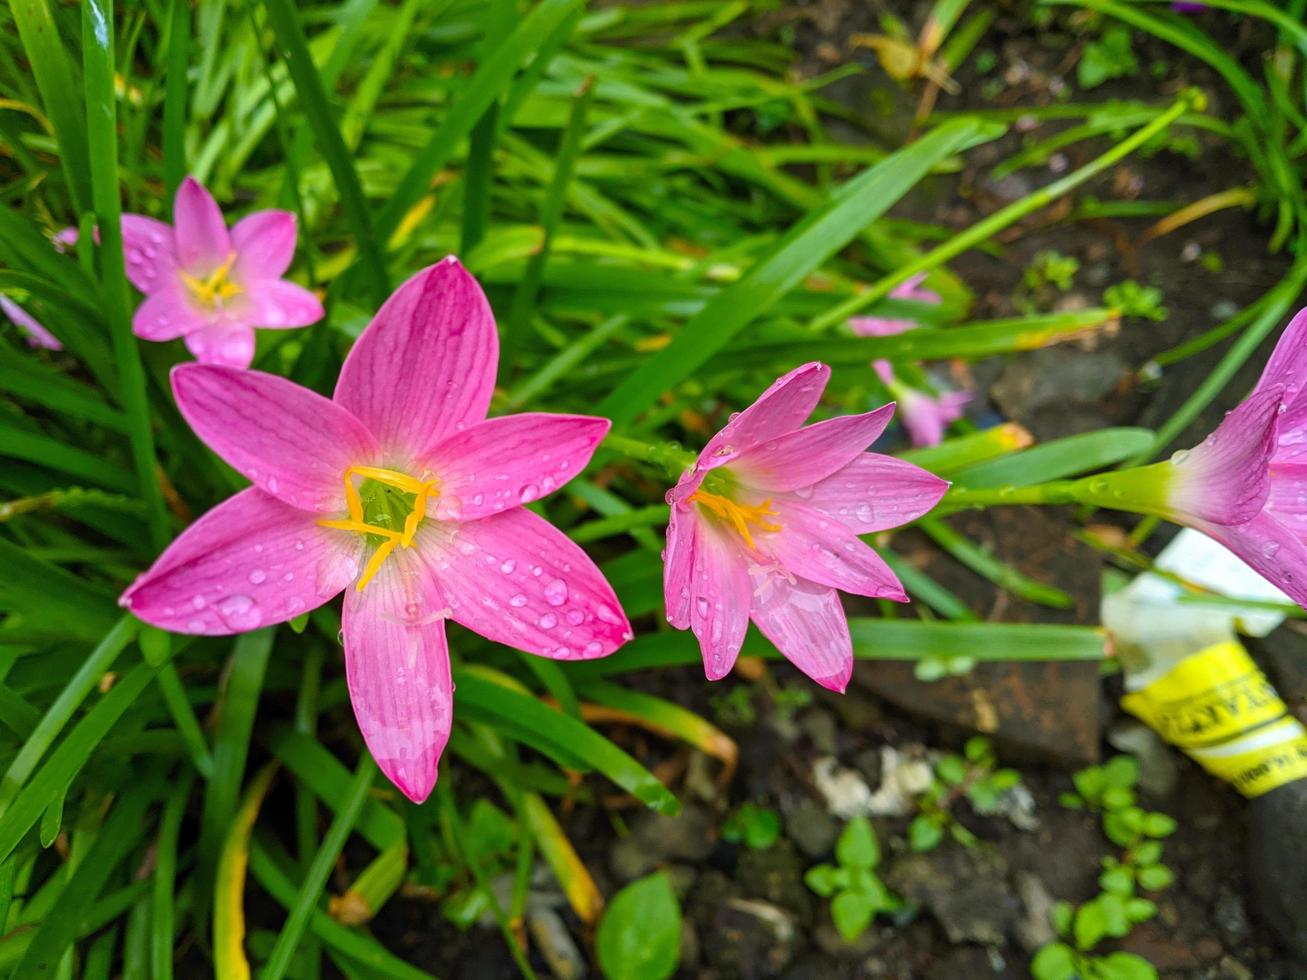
318;465;440;590
181;252;243;310
688;490;781;550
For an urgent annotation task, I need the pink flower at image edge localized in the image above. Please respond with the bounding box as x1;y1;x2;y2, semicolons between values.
125;177;323;368
662;362;949;692
120;258;633;802
1158;307;1307;610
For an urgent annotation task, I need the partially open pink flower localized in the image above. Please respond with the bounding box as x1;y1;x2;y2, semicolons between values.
662;363;949;691
1;295;61;350
848;275;967;447
123;177;323;368
848;273;940;339
1143;308;1307;609
872;360;971;448
121;258;632;801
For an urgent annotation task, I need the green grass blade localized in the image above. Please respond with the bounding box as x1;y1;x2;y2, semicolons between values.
454;670;680;815
261;755;376;980
374;0;584;243
0;662;157;864
7;0;92;211
261;0;389;303
13;777;163;975
83;0;170;552
162;0;191;196
597;118;994;427
954;428;1155;488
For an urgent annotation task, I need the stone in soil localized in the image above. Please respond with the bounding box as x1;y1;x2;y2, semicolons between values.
1014;870;1058;954
608;804;716;881
525;907;586;980
736;839;816;922
884;846;1020;946
704;898;799;978
780;795;839;860
856;660;1102;768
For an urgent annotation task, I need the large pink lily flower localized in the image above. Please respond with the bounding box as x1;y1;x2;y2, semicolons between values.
1;295;61;350
1144;308;1307;609
662;362;949;692
120;258;633;801
123;177;323;368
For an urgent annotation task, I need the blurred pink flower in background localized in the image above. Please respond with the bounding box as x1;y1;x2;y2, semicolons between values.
0;295;61;350
849;274;971;447
662;362;949;692
123;177;323;368
121;258;631;801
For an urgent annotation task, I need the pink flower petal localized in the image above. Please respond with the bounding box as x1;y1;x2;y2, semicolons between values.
182;324;257;368
172;364;380;511
342;549;452;803
849;316;914;338
685;517;752;680
1193;513;1307;610
133;284;207;341
1167;385;1282;525
232;210;297;282
802;452;949;533
1;295;61;350
416;507;632;661
244;280;324;329
747;569;853;692
121;214;178;294
419;414;609;521
699;361;830;469
173;177;231;274
335;258;498;464
1267;463;1307;536
663;505;695;631
119;487;361;634
765;499;907;600
899;387;970;448
730;403;896;492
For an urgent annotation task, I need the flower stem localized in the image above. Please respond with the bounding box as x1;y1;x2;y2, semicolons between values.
602;433;697;476
940;462;1178;519
810;89;1203;331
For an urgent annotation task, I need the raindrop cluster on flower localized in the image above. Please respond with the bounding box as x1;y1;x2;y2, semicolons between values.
660;362;950;692
849;273;971;447
122;177;323;368
121;258;632;801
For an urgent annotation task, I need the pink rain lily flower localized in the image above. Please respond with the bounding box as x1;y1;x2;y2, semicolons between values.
123;177;323;368
121;258;633;802
872;360;971;448
848;273;940;339
1140;308;1307;610
849;274;969;447
662;362;949;691
1;295;61;350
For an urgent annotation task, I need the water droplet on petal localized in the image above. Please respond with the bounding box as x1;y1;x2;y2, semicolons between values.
1170;449;1191;466
520;483;540;502
1263;540;1281;558
544;579;568;606
565;608;585;626
500;559;517;574
538;612;558;630
510;593;528;608
216;594;260;630
248;569;266;585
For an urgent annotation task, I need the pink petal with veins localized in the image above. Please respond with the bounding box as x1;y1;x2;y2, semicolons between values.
172;364;380;511
120;487;361;634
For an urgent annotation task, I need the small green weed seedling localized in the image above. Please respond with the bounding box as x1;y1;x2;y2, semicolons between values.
804;817;901;941
909;736;1022;851
1032;756;1179;980
721;802;782;851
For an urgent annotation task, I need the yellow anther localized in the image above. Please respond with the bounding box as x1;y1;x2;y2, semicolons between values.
689;490;781;550
320;465;441;591
181;252;242;310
